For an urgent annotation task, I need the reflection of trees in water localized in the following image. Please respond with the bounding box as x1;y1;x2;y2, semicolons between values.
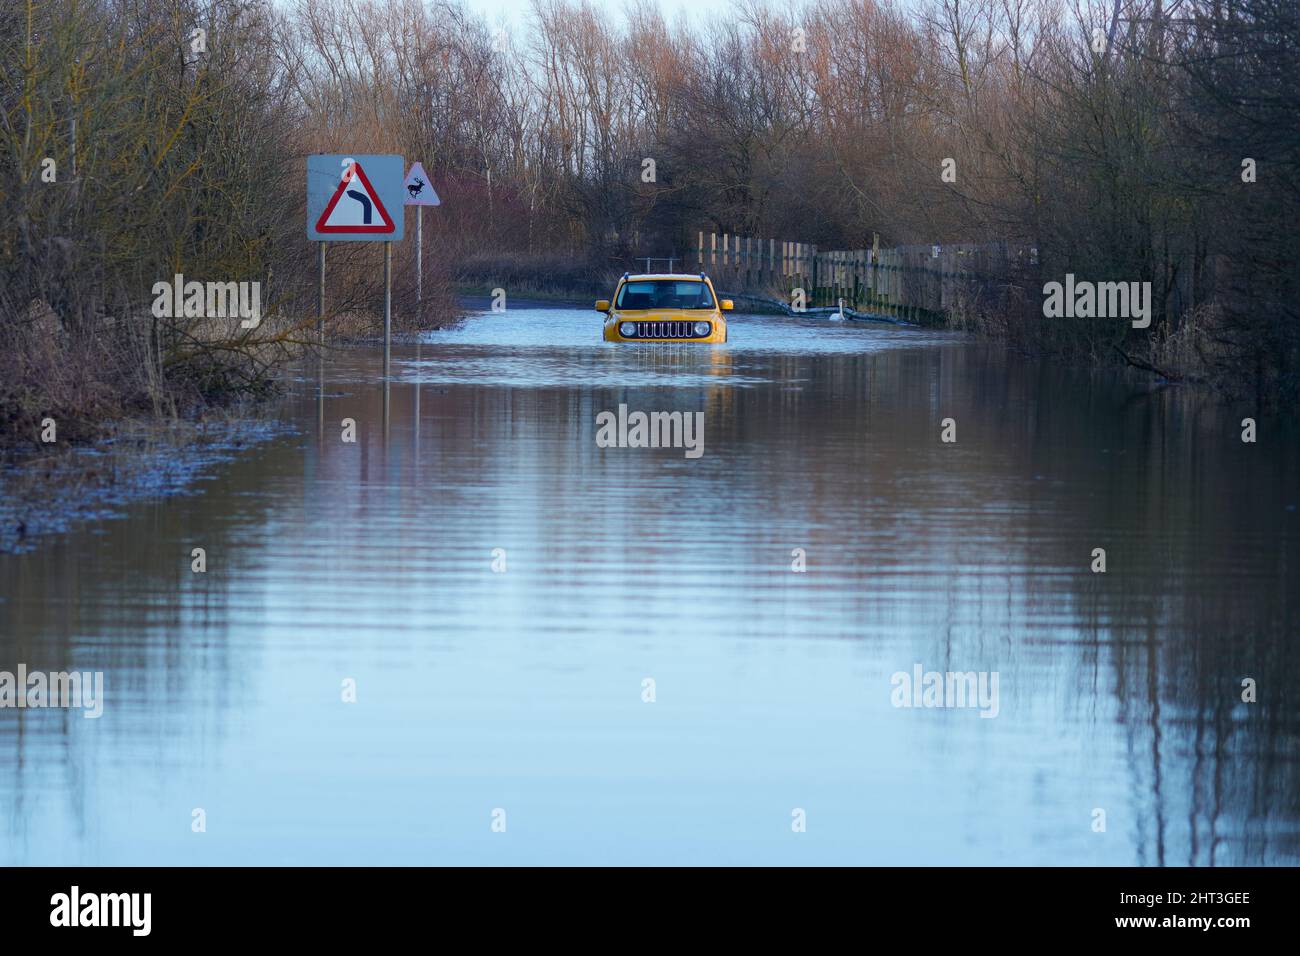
0;441;293;848
675;343;1298;863
2;342;1295;862
1113;574;1300;866
1042;373;1299;866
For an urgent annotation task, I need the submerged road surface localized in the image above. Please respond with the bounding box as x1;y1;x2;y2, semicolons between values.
2;306;1298;864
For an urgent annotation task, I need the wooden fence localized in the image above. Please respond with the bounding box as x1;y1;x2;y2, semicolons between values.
695;229;1038;321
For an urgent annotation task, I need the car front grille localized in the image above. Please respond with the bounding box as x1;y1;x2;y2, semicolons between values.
628;320;706;339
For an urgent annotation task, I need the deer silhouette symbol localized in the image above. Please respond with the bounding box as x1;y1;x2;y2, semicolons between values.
407;176;425;198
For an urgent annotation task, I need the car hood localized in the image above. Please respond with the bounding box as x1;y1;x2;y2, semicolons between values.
611;310;717;319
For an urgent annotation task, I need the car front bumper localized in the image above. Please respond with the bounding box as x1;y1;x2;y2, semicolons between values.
603;318;727;344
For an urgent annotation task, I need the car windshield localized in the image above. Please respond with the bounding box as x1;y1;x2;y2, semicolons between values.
615;280;714;310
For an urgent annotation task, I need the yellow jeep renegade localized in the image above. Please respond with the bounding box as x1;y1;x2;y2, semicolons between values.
597;273;731;343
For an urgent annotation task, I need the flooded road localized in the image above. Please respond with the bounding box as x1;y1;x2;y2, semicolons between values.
2;306;1298;865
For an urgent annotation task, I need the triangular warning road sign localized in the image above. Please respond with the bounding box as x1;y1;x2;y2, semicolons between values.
315;162;396;234
403;162;441;206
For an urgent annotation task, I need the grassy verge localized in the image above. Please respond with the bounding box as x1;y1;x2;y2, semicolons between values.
0;413;291;554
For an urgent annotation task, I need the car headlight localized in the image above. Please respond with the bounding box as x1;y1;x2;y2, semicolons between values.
619;322;637;337
693;321;710;336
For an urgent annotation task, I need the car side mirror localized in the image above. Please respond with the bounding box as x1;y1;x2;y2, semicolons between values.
595;299;610;312
721;299;734;311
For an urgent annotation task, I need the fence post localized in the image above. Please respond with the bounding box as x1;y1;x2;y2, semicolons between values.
855;249;863;308
871;234;880;310
894;250;901;317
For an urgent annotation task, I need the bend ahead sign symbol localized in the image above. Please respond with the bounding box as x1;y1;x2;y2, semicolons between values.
317;163;393;233
307;154;404;241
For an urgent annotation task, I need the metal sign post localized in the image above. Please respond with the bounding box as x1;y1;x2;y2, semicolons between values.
317;240;326;440
317;242;326;345
383;242;392;377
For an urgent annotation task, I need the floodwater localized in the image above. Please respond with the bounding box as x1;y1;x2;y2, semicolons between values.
1;306;1297;865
